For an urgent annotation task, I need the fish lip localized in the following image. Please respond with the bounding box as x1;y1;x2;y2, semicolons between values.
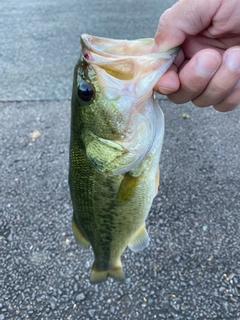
81;34;92;53
80;34;180;96
81;33;180;59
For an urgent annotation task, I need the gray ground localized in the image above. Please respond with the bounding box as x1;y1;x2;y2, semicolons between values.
1;1;240;320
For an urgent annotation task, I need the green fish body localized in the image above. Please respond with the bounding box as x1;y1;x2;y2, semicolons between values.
69;34;178;283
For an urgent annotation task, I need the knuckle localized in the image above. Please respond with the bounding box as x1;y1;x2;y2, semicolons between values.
210;81;229;95
167;93;187;104
215;88;240;112
179;80;206;101
192;99;211;108
213;103;237;112
159;8;171;25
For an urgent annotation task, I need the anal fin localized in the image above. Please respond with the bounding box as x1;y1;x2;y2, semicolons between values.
72;217;90;249
128;224;150;252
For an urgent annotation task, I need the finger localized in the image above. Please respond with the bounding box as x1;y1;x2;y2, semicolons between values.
154;0;222;52
167;49;221;104
154;65;180;94
213;82;240;112
181;35;226;58
154;50;185;94
193;47;240;107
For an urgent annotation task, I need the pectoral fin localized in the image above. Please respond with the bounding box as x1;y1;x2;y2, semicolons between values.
72;217;90;249
116;172;140;204
128;224;150;252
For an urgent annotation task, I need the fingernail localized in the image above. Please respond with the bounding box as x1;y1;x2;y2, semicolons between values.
226;49;240;71
196;52;221;76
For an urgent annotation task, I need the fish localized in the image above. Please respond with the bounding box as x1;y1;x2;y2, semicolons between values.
69;34;179;283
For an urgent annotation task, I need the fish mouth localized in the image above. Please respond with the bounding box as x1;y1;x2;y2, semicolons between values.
78;34;179;175
80;33;180;104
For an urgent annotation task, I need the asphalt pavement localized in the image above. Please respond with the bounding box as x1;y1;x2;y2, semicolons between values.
1;1;240;320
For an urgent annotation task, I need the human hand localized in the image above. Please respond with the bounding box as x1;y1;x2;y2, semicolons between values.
154;0;240;112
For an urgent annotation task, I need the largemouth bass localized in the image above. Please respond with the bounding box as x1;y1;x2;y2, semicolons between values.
69;34;178;283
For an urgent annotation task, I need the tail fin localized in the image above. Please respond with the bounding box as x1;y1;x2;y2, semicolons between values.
90;262;125;284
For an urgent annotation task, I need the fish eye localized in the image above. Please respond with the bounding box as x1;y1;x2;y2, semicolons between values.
77;81;94;102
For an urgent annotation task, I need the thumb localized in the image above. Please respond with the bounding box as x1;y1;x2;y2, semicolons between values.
154;0;220;52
